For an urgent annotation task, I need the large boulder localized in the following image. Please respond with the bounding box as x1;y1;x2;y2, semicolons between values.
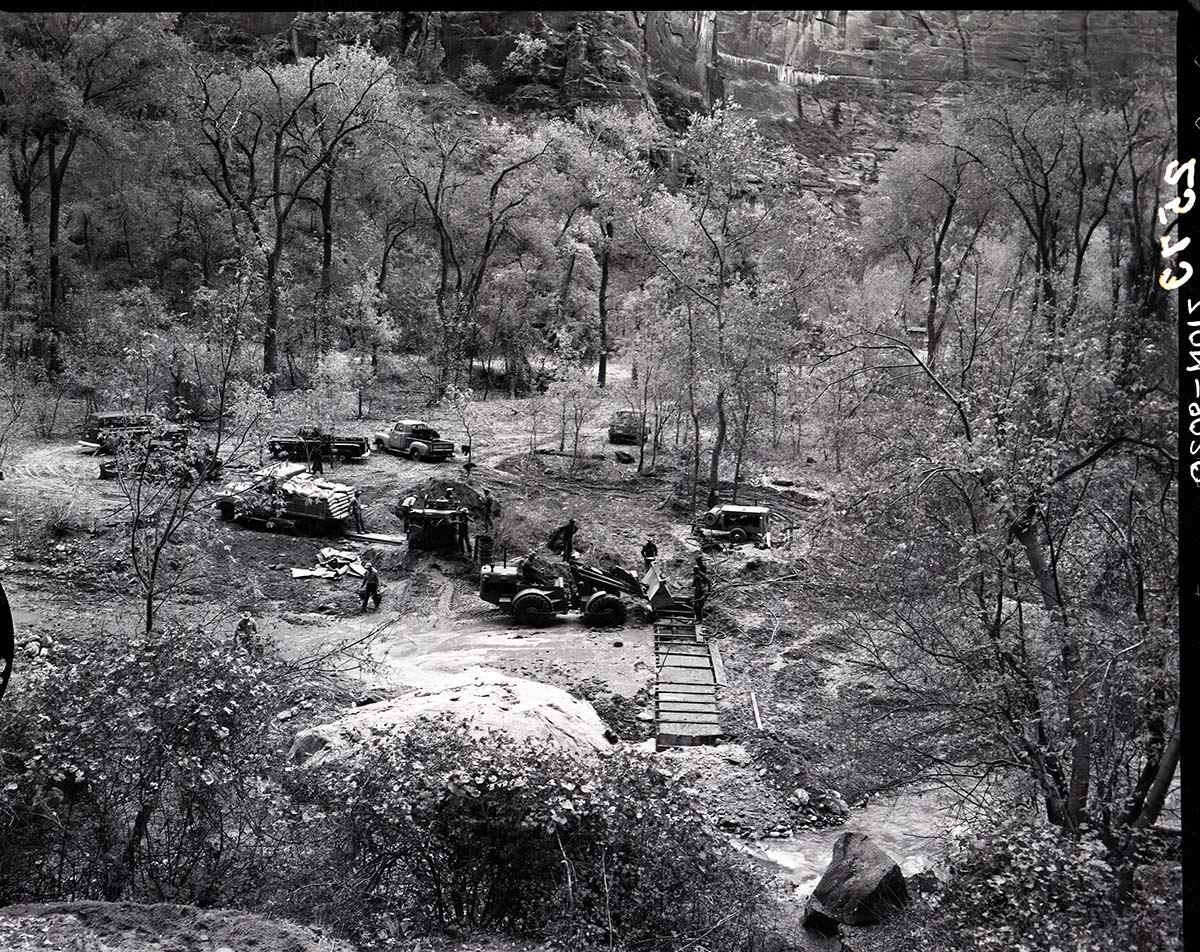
289;670;612;767
802;832;909;934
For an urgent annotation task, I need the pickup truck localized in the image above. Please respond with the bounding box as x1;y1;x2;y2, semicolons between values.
266;425;371;464
373;419;457;462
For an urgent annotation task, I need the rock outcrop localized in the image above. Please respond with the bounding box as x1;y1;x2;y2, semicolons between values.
802;831;909;933
183;11;1175;217
289;669;612;767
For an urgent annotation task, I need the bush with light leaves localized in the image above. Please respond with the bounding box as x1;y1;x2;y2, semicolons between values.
287;715;773;950
0;624;311;907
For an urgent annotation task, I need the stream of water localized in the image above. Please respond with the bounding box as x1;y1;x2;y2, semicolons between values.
738;784;970;898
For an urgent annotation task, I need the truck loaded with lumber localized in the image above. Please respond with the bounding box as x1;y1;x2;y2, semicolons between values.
266;424;371;463
214;462;359;535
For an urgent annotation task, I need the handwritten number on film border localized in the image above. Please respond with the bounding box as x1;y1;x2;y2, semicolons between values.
1159;159;1195;291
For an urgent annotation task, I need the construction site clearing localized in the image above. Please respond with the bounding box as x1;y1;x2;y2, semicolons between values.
1;394;845;843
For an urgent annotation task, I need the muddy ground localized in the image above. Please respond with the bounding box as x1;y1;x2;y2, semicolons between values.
0;374;874;884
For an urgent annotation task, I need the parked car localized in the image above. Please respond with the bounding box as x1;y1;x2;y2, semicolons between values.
373;419;457;462
79;411;184;454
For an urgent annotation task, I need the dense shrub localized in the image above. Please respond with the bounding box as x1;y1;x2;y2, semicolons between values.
905;820;1182;952
0;625;309;906
288;716;773;950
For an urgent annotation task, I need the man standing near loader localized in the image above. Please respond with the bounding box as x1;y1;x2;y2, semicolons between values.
641;537;658;571
483;488;494;531
561;517;578;561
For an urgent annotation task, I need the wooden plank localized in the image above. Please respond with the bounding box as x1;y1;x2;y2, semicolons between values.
654;644;710;656
657;730;723;747
654;711;721;725
342;532;408;546
657;724;723;739
655;681;716;693
656;692;719;705
657;669;716;686
709;641;728;687
655;654;713;669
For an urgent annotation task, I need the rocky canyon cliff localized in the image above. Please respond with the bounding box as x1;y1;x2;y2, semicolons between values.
186;10;1177;214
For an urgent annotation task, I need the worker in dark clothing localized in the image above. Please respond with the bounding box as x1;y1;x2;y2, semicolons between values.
359;562;382;612
692;555;711;622
561;518;578;561
351;494;366;532
308;444;323;475
641;537;658;571
483;488;494;531
235;612;259;656
457;510;471;555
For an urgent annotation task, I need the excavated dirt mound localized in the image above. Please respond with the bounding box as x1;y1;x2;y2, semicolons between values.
399;477;486;514
0;901;354;952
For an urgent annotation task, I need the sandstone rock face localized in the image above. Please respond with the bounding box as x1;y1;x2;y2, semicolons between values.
190;11;1175;216
289;669;612;767
802;831;909;933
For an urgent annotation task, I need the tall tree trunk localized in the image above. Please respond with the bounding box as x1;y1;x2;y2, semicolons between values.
47;144;63;322
597;220;612;387
1014;509;1090;830
318;167;334;352
925;196;955;368
706;387;727;507
264;254;280;396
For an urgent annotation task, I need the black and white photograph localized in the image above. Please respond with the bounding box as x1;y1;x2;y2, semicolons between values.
0;10;1189;951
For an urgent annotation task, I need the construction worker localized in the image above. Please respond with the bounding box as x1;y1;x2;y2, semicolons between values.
692;556;711;622
360;562;381;612
641;537;658;571
351;494;366;532
400;494;417;532
561;518;578;561
308;443;323;475
482;488;494;531
457;509;471;555
235;612;260;657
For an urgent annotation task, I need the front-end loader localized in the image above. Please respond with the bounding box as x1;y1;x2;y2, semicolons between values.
478;554;644;627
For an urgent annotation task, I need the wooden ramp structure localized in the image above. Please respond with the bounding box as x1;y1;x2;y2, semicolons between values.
653;609;724;750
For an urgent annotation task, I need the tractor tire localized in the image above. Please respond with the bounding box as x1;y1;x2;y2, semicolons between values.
584;594;627;627
730;528;747;544
512;592;555;627
702;511;719;528
335;451;349;465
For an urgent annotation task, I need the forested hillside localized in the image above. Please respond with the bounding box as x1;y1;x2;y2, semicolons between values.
0;11;1181;952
